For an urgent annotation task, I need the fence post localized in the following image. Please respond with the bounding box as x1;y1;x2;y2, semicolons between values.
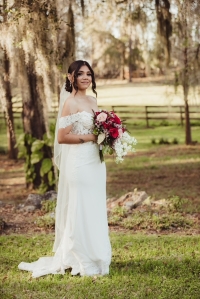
145;106;149;128
180;106;184;126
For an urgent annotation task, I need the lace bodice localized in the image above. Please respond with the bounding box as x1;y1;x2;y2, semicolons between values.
59;111;94;135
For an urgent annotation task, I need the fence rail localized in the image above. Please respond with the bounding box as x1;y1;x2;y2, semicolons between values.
0;105;200;127
100;105;200;127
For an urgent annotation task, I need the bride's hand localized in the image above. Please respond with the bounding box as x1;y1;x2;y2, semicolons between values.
90;134;98;143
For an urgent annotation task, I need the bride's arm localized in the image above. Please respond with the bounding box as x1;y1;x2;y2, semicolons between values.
57;99;96;145
58;129;96;144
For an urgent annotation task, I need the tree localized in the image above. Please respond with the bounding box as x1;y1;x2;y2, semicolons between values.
14;0;58;191
0;0;87;191
79;0;148;80
0;0;18;159
170;0;200;144
155;0;172;66
145;0;199;144
56;0;76;76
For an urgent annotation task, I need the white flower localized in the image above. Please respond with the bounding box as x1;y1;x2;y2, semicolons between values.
97;133;106;145
113;132;137;163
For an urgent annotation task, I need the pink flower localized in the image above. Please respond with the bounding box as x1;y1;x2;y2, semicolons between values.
118;129;123;137
96;112;107;122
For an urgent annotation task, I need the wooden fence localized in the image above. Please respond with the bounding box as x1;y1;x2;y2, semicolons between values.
0;105;200;128
98;105;200;127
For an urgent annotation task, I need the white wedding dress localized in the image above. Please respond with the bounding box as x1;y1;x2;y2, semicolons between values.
18;110;112;277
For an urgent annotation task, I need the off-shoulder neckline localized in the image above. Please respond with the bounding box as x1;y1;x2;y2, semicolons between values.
60;111;94;118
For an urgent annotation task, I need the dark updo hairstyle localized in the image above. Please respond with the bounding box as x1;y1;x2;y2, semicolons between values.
65;60;97;97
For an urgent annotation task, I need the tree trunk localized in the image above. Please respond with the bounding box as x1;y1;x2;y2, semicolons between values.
128;2;132;83
120;43;126;80
23;64;45;188
22;62;55;190
182;12;192;145
155;0;172;66
183;73;192;144
80;0;85;16
2;0;18;159
184;100;192;145
128;37;132;82
62;3;76;73
25;65;46;137
3;50;18;159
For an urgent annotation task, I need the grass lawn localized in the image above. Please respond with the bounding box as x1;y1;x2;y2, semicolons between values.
1;233;200;299
0;125;200;204
128;124;200;150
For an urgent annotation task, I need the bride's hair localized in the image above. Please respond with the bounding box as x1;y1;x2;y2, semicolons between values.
65;60;97;97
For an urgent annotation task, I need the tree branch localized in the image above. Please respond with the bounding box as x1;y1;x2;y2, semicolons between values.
115;0;128;4
195;43;200;61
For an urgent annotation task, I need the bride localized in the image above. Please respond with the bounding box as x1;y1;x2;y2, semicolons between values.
18;60;112;277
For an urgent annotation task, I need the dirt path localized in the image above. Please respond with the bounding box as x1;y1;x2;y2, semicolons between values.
0;155;30;204
107;145;200;201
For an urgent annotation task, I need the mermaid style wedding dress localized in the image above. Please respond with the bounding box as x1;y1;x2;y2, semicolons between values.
18;111;112;277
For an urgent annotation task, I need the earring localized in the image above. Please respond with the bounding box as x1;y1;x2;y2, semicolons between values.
70;81;72;87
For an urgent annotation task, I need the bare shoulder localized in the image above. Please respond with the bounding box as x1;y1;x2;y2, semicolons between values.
88;95;97;103
61;96;78;117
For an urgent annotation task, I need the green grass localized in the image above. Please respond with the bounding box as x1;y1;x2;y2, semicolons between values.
127;125;200;150
1;118;199;152
1;233;200;299
108;207;195;231
0;118;23;154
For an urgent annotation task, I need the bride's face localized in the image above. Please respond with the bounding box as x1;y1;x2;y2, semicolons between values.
76;65;92;91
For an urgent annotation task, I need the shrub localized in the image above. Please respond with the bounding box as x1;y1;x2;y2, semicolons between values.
108;208;195;231
41;199;56;214
168;195;188;212
160;120;169;126
172;138;179;144
35;214;55;229
159;138;170;144
35;199;56;229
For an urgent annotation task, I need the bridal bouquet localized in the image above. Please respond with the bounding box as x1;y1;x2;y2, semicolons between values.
93;110;137;163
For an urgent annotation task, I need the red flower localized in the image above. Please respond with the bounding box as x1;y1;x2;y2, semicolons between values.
108;115;121;125
113;115;121;124
103;122;109;129
109;127;119;138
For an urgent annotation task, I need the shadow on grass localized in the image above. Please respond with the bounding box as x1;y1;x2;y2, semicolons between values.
1;252;200;299
110;257;200;278
1;258;200;299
